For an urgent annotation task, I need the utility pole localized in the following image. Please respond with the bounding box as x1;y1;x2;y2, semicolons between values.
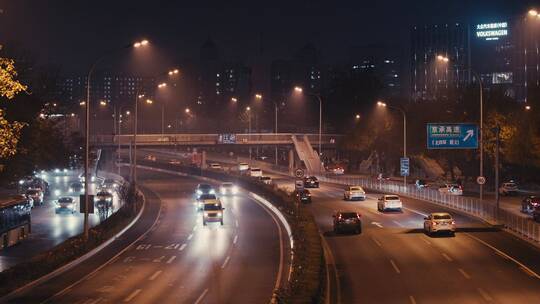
494;125;500;222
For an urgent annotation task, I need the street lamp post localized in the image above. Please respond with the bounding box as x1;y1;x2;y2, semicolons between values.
294;86;323;173
254;94;281;166
377;101;407;189
246;106;252;160
437;55;484;200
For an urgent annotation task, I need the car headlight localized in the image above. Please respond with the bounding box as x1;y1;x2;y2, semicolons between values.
54;189;61;196
63;169;68;173
196;190;202;195
209;189;215;194
217;212;222;217
106;197;112;202
54;168;60;173
69;188;73;192
204;212;209;217
232;186;238;194
19;180;24;185
221;188;225;194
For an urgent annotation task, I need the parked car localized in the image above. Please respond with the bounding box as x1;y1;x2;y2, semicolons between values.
25;188;44;206
423;212;456;235
55;196;77;214
343;186;367;201
438;184;463;196
259;176;272;185
377;195;403;212
303;176;319;188
521;196;540;213
250;168;263;177
294;189;312;204
333;211;362;234
238;162;249;172
499;181;518;196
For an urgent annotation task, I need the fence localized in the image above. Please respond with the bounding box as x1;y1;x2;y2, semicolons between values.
317;175;540;244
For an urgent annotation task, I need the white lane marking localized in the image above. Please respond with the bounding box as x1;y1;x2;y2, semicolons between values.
392;220;404;227
235;220;239;227
89;298;103;304
477;288;493;302
123;256;135;263
149;270;162;281
421;238;432;245
174;244;180;249
153;256;165;263
179;244;187;251
402;206;429;217
465;232;540;279
221;256;231;269
166;256;176;264
123;289;142;302
153;245;163;249
371;237;382;248
458;268;471;279
371;221;383;228
442;253;453;262
187;233;193;240
233;235;238;244
390;260;401;274
194;288;209;304
409;295;417;304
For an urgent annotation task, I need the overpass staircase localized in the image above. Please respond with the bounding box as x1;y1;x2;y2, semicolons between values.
292;135;322;174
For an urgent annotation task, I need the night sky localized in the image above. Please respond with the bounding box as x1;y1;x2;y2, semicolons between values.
0;0;534;74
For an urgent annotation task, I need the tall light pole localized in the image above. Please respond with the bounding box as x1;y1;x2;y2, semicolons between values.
246;106;252;160
83;38;148;240
377;101;407;188
157;82;167;135
437;55;484;200
254;93;281;165
294;86;323;173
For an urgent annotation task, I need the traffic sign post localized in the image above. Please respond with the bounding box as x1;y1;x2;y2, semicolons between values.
295;168;305;178
400;157;410;177
476;176;486;185
427;123;479;149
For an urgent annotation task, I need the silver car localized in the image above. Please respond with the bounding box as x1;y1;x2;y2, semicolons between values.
424;212;456;235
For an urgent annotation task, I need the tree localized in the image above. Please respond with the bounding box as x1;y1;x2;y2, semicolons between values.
0;58;27;163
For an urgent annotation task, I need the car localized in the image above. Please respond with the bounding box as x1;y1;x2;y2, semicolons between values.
438;184;463;196
209;163;222;170
521;196;540;213
329;166;345;175
250;168;262;177
415;179;429;189
195;183;215;199
69;182;85;193
78;173;96;183
333;211;362;234
533;207;540;223
101;178;118;190
52;168;69;176
499;181;518;196
55;196;77;214
303;176;319;188
294;189;312;204
259;176;272;185
423;212;456;235
202;200;224;226
197;193;218;210
376;173;391;181
169;159;181;165
344;186;366;201
238;162;249;171
95;190;113;202
377;195;403;212
25;188;44;206
220;182;238;195
145;154;157;161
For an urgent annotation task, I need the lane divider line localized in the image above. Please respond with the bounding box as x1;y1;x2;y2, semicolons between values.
442;253;453;262
392;220;404;227
148;270;162;281
409;295;417;304
166;256;176;264
458;268;471;279
221;256;231;269
187;233;193;240
477;288;493;302
179;244;187;251
390;259;401;274
371;237;382;248
194;288;209;304
233;235;238;245
123;289;142;302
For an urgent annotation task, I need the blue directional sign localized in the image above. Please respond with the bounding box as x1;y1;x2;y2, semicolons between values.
427;123;478;149
400;157;410;177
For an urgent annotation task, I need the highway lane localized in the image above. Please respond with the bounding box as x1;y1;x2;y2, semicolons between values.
277;177;540;303
43;168;284;304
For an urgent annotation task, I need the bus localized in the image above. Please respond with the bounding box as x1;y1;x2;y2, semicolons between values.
0;195;32;250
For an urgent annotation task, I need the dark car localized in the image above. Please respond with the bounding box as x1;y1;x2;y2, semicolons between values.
333;211;362;234
294;189;312;204
195;183;215;199
522;196;540;214
95;190;113;207
303;176;320;188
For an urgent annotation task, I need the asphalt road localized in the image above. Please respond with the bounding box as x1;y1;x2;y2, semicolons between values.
35;168;285;304
0;170;120;271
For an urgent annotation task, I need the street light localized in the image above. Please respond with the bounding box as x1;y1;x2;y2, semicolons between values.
231;97;238;103
83;38;149;240
99;100;107;106
295;86;323;173
168;69;179;75
377;101;407;189
529;9;538;17
526;105;532;111
255;94;263;100
185;107;191;114
437;54;485;200
158;82;167;88
253;94;282;165
355;114;361;120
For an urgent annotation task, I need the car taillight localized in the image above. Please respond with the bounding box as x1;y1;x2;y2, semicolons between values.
433;222;438;225
451;221;455;225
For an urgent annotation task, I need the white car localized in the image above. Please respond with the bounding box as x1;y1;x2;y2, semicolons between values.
344;186;366;201
238;163;249;171
438;184;463;196
377;195;402;212
250;168;262;177
423;212;456;235
196;193;218;211
203;200;224;226
330;167;345;175
220;182;238;195
259;176;272;185
209;163;222;170
55;196;77;214
499;181;518;196
169;159;181;165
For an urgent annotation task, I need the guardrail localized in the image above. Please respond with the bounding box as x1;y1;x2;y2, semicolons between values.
318;175;540;245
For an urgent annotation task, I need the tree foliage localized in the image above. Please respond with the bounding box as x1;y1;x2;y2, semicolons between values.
0;58;27;99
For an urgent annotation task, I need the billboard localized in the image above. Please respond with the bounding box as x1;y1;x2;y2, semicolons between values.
476;22;508;41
